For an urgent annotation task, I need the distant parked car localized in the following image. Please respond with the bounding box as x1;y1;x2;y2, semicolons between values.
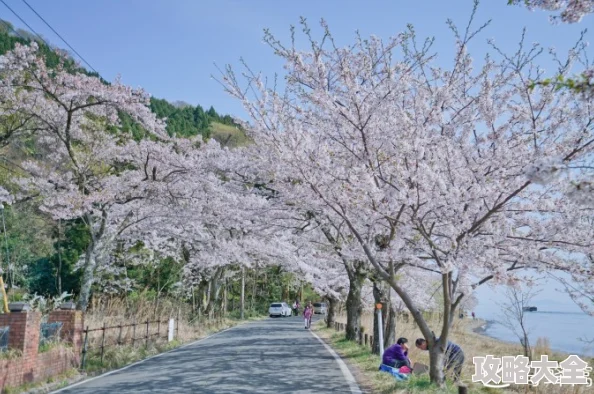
313;302;327;315
269;302;292;317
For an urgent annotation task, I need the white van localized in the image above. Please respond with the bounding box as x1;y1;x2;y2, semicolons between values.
269;302;292;317
313;302;327;315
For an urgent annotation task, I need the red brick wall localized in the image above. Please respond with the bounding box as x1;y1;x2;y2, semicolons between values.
48;310;84;360
0;310;83;391
0;347;77;389
35;347;78;382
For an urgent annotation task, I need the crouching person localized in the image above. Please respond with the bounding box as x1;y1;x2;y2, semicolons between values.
415;338;465;381
382;337;412;369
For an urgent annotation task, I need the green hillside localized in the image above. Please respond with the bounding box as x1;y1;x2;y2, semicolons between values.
0;18;249;146
210;122;251;147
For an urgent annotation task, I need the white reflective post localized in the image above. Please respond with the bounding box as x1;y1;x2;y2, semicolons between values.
168;318;175;342
377;304;384;357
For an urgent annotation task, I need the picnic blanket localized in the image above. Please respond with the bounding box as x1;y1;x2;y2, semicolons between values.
378;364;410;381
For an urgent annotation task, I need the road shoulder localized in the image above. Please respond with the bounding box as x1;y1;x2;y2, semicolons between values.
313;324;400;394
310;328;362;394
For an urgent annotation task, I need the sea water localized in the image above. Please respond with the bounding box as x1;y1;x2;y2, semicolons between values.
479;311;594;357
474;278;594;357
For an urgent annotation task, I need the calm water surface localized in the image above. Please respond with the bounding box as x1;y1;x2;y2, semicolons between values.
478;311;594;357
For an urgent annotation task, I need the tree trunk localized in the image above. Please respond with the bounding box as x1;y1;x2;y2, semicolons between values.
522;333;531;359
429;345;447;386
384;298;396;349
326;296;337;328
223;277;228;317
198;281;208;315
204;280;213;319
372;280;386;354
251;267;257;310
76;243;97;311
209;267;224;319
285;278;290;302
240;266;245;320
345;267;365;341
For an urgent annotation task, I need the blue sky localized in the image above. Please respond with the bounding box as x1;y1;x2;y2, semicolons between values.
0;0;591;118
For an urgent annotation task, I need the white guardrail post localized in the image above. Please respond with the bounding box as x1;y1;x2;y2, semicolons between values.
377;303;384;357
168;318;175;342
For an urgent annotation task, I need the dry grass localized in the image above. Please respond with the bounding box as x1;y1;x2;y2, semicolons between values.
86;296;197;348
332;312;594;393
0;349;22;360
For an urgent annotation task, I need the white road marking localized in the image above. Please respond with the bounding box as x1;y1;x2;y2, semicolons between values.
310;329;363;394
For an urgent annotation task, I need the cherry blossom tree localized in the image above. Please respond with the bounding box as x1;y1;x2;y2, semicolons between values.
222;9;594;385
509;0;593;23
0;42;174;310
510;1;594;200
211;139;375;336
0;41;349;319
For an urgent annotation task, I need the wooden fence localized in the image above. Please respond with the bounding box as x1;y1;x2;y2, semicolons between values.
333;321;375;348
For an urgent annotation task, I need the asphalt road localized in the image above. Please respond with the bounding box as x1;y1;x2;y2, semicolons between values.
53;315;361;393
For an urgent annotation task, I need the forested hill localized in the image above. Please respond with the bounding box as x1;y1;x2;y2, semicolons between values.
0;19;247;146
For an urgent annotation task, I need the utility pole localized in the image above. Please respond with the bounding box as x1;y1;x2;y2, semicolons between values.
376;303;384;357
240;266;245;320
0;205;9;313
57;219;62;294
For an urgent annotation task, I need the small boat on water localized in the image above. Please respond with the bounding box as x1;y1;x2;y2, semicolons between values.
522;306;537;312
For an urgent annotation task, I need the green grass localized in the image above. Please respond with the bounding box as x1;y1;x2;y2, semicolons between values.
210;122;251;147
315;325;493;394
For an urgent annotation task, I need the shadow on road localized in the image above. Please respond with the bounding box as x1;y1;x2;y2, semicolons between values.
56;316;355;393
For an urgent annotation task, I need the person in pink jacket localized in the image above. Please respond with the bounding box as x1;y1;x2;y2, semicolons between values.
304;301;314;329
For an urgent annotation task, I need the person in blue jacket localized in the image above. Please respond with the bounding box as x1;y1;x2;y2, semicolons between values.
382;337;412;369
415;338;465;381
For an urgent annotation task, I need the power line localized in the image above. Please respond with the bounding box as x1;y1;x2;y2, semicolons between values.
0;0;50;47
19;0;99;74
